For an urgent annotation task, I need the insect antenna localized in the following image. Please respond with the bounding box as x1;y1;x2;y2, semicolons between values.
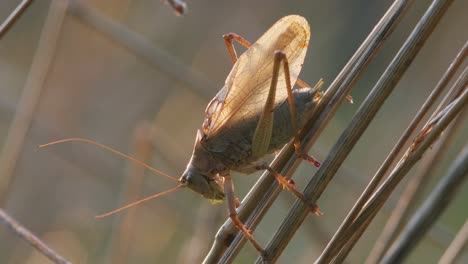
39;138;186;218
95;184;185;218
38;138;180;183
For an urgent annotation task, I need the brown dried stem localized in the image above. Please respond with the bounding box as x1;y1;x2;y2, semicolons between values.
381;143;468;263
334;83;468;263
0;209;71;264
204;0;415;263
0;0;34;39
365;62;467;264
325;40;467;263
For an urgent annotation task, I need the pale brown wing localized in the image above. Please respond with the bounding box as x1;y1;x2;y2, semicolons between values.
205;15;310;137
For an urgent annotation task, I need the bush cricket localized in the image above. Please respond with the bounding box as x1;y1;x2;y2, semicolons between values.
40;15;327;255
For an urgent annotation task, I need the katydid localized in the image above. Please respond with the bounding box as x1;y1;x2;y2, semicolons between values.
40;15;325;255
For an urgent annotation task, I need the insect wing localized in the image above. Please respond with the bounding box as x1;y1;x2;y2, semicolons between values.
205;15;310;137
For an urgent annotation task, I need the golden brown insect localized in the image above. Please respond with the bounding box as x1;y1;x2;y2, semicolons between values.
41;15;324;255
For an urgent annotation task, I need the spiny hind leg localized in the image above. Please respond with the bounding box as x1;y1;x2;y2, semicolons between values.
223;174;265;255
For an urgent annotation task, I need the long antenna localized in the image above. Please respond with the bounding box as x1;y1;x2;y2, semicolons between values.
38;138;180;183
95;185;185;218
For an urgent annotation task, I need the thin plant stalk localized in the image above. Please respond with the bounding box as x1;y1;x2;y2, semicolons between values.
0;0;34;39
335;62;468;263
381;144;468;263
333;86;468;263
0;209;71;264
325;42;467;263
205;1;415;262
336;96;467;263
365;67;468;264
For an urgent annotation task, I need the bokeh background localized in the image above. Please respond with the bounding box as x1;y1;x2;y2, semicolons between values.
0;0;466;263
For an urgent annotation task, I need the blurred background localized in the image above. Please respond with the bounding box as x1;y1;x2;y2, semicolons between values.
0;0;466;263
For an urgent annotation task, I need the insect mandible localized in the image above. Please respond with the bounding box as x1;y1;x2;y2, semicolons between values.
40;15;324;255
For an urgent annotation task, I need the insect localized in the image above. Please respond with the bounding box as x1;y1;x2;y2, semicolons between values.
40;15;324;255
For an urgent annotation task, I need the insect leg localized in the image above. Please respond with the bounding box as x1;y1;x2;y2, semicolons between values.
223;33;252;63
223;174;265;254
251;50;286;159
270;51;323;167
223;33;312;89
255;163;322;216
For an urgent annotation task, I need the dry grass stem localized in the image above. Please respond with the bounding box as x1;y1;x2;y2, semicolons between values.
439;220;468;264
333;82;468;263
381;144;468;263
0;0;68;206
366;63;468;263
0;209;71;264
203;1;415;263
0;0;34;39
327;41;468;264
335;64;468;263
428;63;468;121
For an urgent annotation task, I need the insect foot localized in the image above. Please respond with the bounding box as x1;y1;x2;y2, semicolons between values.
300;152;321;167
